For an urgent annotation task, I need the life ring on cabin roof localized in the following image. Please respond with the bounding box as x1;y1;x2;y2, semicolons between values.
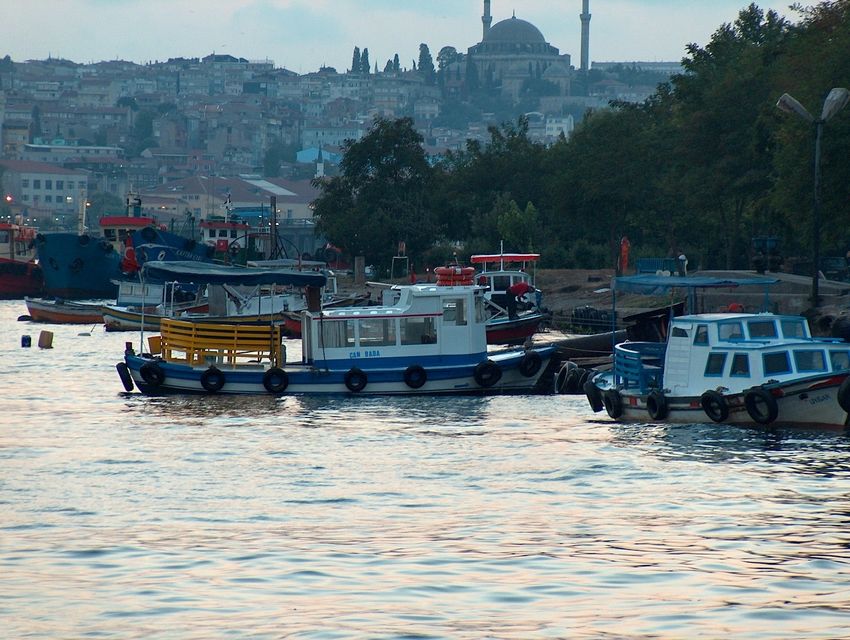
434;266;476;286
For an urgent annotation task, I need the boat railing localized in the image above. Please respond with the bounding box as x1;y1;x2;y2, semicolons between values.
158;318;284;367
613;342;667;392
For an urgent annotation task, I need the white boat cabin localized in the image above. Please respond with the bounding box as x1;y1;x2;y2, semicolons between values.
616;313;850;397
301;283;490;366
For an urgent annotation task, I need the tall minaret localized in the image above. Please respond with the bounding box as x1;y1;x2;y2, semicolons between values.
482;0;493;40
580;0;591;73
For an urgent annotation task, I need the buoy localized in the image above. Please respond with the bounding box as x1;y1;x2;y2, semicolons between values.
21;335;32;348
38;330;54;349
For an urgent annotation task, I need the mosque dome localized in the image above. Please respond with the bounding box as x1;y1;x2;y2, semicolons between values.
542;62;570;77
483;16;546;44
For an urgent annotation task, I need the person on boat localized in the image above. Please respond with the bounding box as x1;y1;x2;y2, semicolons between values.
507;281;534;319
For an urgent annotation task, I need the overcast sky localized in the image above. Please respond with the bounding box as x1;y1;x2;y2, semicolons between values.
5;1;800;72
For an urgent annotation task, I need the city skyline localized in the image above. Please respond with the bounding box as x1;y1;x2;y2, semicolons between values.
5;1;799;73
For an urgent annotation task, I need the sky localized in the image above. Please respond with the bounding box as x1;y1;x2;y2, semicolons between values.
4;0;802;72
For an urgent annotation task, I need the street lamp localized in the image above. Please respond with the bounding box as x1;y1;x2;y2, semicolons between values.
776;87;850;307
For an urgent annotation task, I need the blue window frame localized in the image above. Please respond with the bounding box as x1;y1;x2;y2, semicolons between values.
705;353;727;376
830;351;850;372
730;353;750;377
793;350;826;373
763;351;791;375
781;319;807;339
718;322;744;341
748;320;777;338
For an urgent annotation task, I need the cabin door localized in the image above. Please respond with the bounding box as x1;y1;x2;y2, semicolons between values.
440;297;471;350
664;322;692;392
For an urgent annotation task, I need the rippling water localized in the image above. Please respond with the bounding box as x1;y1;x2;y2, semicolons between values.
2;299;850;639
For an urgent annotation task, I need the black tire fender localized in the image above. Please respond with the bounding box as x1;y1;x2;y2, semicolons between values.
518;350;542;377
700;390;729;423
403;364;427;389
473;360;502;388
584;379;604;413
837;376;850;414
139;362;165;388
262;367;289;394
116;362;134;392
200;366;225;393
744;387;778;424
603;389;623;419
646;389;669;420
344;367;368;392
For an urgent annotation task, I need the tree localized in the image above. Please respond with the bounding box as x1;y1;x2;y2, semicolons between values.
361;48;370;74
393;53;400;72
312;118;438;269
418;43;435;84
351;46;361;74
383;59;393;73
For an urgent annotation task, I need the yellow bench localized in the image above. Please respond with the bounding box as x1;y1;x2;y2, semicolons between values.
158;318;284;366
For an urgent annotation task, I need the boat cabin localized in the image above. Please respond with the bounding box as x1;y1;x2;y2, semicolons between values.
614;313;850;397
300;283;489;368
0;221;38;261
470;253;540;314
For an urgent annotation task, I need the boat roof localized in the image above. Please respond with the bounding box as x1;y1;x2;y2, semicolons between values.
470;253;540;264
614;274;778;294
141;260;327;287
674;312;794;323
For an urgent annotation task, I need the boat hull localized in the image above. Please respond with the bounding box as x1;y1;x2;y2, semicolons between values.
35;232;121;298
486;311;547;345
25;297;104;324
588;374;850;428
123;348;554;396
0;259;43;298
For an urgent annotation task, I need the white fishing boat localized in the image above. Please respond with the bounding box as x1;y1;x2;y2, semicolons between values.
117;261;554;396
584;275;850;427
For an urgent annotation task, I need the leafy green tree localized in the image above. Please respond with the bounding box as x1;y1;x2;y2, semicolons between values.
393;53;400;72
361;48;370;74
418;43;435;84
312;118;439;270
351;46;361;73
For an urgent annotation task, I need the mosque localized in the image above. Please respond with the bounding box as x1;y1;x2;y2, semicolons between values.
465;0;591;101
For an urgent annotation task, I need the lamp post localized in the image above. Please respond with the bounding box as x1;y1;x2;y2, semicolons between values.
776;88;850;307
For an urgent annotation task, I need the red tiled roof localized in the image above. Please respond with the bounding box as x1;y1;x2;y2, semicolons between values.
0;159;87;175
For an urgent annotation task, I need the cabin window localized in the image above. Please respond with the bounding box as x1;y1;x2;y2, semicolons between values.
318;319;355;349
763;351;791;375
671;327;688;338
748;320;777;338
230;230;237;238
830;351;850;372
443;298;467;326
718;322;744;340
492;275;511;292
400;317;437;345
793;350;826;373
475;297;488;323
218;230;228;237
694;325;709;345
705;353;727;376
358;318;397;347
730;353;750;377
781;319;807;338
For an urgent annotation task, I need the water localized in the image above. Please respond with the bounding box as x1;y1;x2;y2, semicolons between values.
2;299;850;638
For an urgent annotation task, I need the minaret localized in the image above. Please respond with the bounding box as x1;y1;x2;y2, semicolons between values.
580;0;591;73
482;0;492;40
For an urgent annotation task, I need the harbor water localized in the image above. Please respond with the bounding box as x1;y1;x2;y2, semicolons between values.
2;299;850;638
